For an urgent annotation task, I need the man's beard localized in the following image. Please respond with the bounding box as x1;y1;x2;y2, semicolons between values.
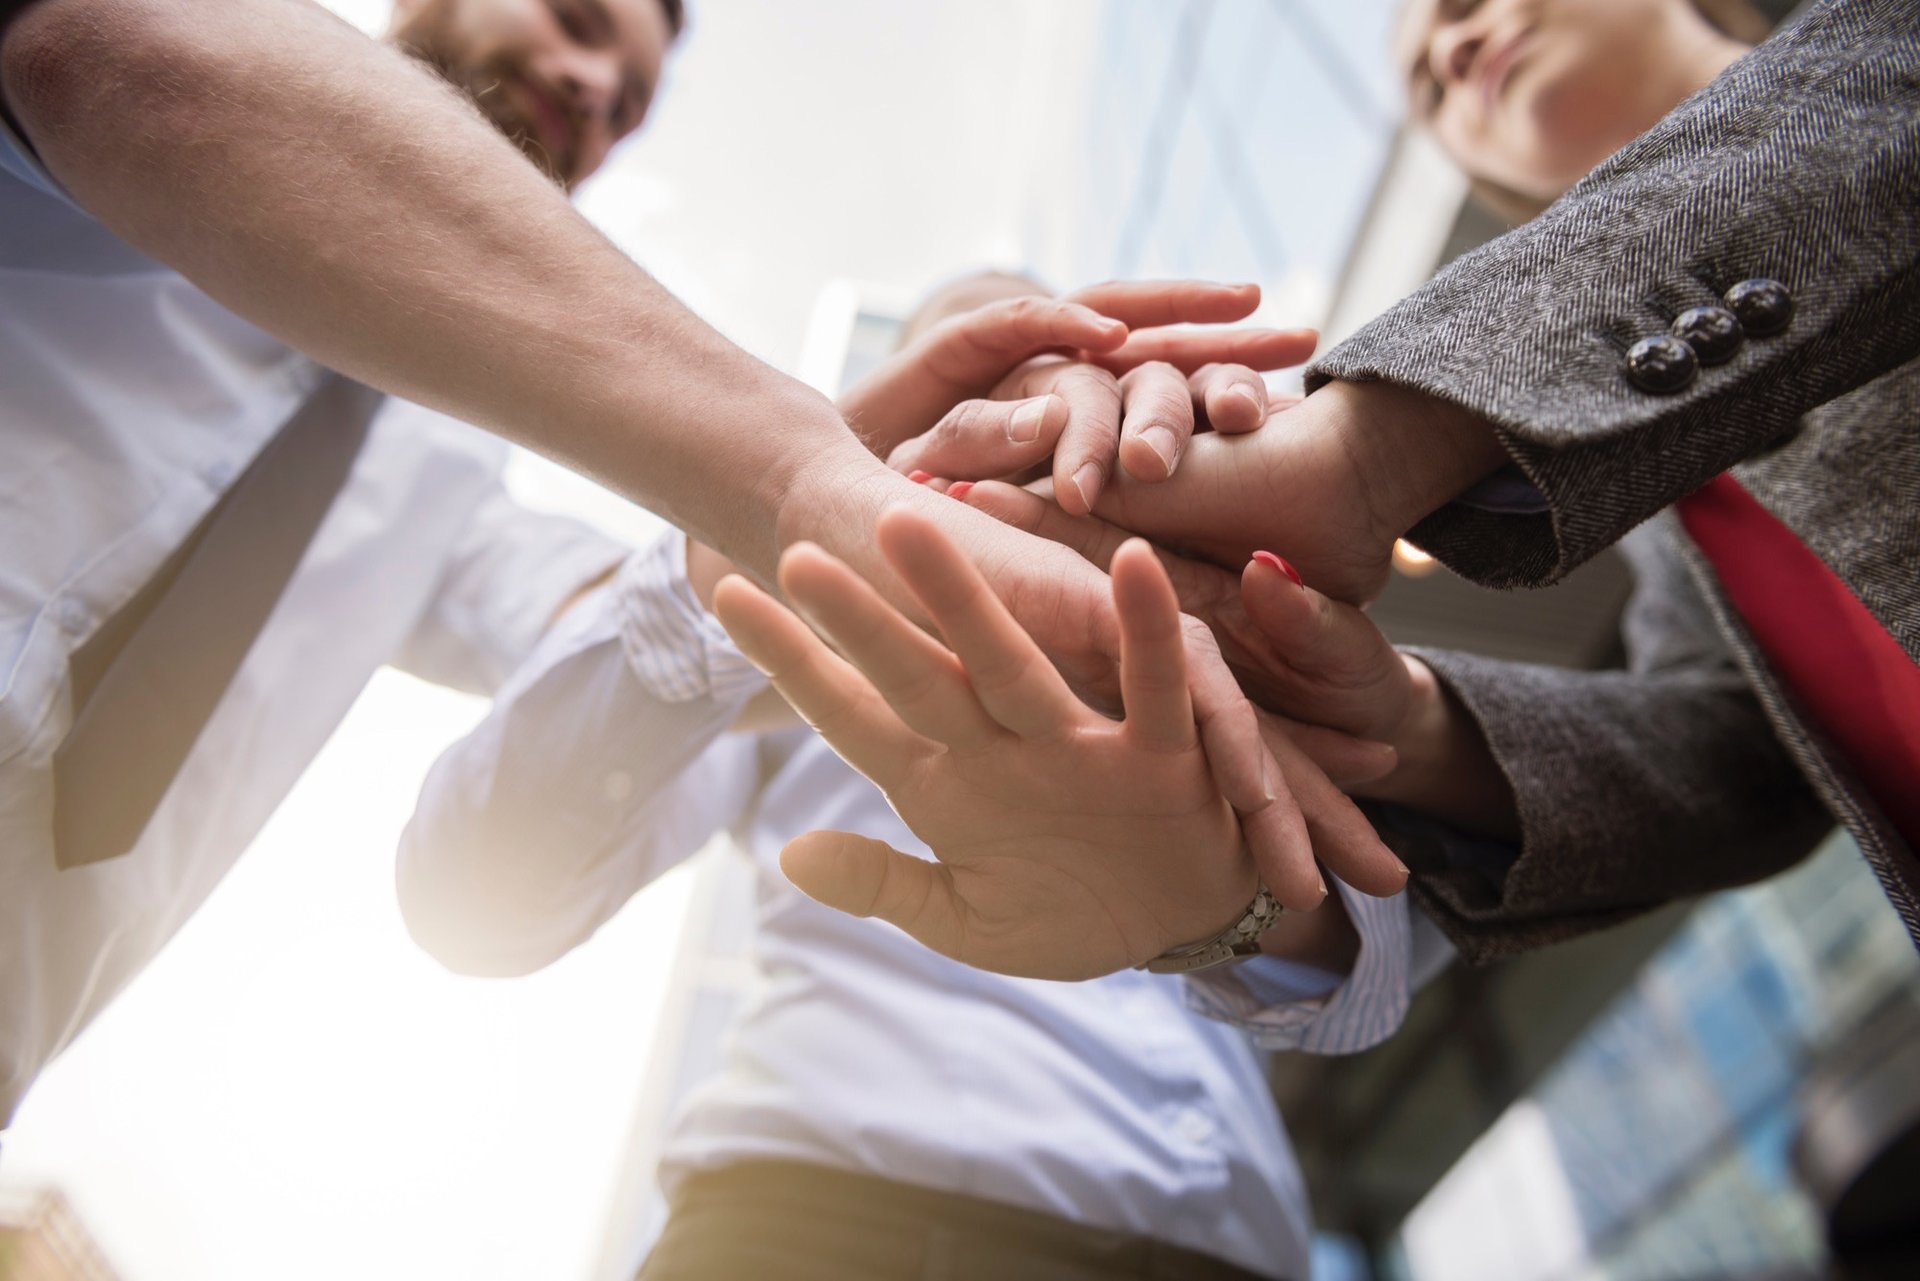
395;32;572;187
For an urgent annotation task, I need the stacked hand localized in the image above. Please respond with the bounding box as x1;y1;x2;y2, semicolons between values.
843;279;1312;511
734;277;1516;979
714;509;1258;980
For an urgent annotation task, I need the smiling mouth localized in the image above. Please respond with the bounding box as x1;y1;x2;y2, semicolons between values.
1478;31;1534;115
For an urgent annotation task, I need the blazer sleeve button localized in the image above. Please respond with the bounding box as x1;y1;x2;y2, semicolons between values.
1626;334;1699;393
1672;305;1744;365
1724;278;1793;336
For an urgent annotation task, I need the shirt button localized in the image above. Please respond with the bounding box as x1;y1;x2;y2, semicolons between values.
1174;1107;1216;1145
1625;334;1699;394
1671;305;1743;365
1723;278;1793;336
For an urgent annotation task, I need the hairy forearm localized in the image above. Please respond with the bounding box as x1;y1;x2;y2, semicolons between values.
1;0;869;577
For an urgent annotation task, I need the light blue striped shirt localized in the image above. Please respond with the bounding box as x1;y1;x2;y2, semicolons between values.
399;532;1431;1279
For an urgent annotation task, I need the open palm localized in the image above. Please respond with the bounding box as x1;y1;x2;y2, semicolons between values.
711;507;1260;981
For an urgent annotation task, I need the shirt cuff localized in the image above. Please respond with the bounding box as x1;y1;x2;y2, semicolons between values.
1367;797;1523;898
1451;462;1551;516
1182;878;1413;1055
614;535;767;706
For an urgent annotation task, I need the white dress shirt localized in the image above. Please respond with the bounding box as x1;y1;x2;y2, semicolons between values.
0;122;626;1121
398;534;1427;1281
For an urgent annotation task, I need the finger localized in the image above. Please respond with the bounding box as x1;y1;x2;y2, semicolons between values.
874;506;1086;739
1063;279;1260;328
775;545;1003;752
959;482;1241;627
1262;713;1398;788
1241;552;1410;739
1177;628;1324;910
956;480;1127;569
1116;361;1196;482
1037;363;1124;516
1110;539;1194;750
1092;327;1317;377
781;831;968;958
1270;736;1410;898
1241;795;1325;911
1189;363;1268;434
711;574;924;787
919;295;1126;387
885;395;1069;481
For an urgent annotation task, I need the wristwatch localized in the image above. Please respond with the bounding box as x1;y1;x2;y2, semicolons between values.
1139;886;1282;974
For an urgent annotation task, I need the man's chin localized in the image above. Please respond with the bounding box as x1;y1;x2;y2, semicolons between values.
393;38;575;185
516;137;575;187
476;99;572;186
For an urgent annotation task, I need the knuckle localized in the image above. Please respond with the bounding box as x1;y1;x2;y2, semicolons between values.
941;398;992;440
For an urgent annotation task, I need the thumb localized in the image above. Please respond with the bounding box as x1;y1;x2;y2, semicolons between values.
886;395;1067;481
780;830;965;956
1239;551;1411;739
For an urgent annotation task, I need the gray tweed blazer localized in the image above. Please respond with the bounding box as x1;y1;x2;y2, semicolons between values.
1307;0;1920;961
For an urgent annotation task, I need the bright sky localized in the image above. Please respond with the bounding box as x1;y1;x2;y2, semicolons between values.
0;3;1405;1278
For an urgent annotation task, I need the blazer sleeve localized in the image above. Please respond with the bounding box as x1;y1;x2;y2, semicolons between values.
1309;0;1920;588
1394;521;1834;962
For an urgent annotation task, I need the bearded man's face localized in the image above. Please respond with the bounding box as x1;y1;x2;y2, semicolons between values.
391;0;675;187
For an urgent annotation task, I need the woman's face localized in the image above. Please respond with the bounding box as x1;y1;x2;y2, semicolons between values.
1395;0;1705;201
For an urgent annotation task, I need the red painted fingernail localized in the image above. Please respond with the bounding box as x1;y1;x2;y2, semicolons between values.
1251;550;1304;588
947;480;975;501
909;469;933;485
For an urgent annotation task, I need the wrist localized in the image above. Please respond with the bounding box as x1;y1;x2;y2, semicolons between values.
750;396;895;578
1368;655;1456;799
1323;380;1509;544
1254;887;1358;973
1361;655;1522;841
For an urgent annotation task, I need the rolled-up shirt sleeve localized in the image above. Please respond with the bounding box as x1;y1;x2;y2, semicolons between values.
396;533;769;976
394;483;629;696
1183;877;1443;1055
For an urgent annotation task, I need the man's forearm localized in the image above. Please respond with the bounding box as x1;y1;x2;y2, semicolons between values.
1;0;866;578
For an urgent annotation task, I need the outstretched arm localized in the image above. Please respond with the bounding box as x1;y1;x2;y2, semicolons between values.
397;534;770;976
1;0;860;577
1311;0;1920;588
0;2;1317;889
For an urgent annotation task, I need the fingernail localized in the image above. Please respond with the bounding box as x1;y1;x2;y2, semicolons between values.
947;480;975;501
1008;398;1048;444
909;469;933;485
1251;550;1304;588
1317;878;1329;901
1139;425;1178;474
1071;462;1103;511
1232;384;1264;413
